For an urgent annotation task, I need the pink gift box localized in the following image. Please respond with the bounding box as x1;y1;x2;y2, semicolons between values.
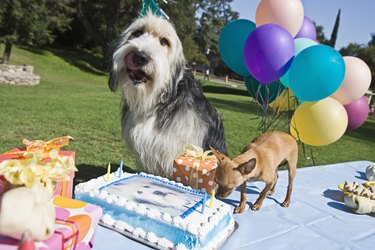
0;196;102;250
0;148;75;198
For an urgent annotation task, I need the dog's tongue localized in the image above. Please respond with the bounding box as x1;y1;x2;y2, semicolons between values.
124;51;148;83
124;52;137;70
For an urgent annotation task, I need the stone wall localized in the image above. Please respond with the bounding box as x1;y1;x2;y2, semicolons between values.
0;64;40;86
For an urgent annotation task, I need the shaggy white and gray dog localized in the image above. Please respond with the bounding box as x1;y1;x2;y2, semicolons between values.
108;13;227;177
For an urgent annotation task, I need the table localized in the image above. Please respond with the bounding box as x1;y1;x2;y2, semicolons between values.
93;161;375;250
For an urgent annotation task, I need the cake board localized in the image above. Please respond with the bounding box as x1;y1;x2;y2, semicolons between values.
99;221;239;250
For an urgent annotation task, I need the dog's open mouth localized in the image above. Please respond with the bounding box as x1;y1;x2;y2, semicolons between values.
126;68;149;84
124;52;150;85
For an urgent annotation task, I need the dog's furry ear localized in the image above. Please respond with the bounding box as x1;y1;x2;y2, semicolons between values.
107;40;118;92
107;30;130;92
236;158;256;175
108;70;118;92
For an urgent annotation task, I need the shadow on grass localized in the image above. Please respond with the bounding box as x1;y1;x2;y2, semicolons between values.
345;120;375;142
208;97;259;115
74;163;136;188
202;84;249;97
25;46;106;76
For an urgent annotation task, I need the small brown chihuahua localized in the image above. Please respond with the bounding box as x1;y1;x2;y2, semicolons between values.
211;131;298;213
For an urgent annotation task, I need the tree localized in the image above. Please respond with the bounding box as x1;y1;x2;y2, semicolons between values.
162;0;204;63
327;9;341;48
0;0;74;64
58;0;140;69
314;9;341;48
194;0;238;75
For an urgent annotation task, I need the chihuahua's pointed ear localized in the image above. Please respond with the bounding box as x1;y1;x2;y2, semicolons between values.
236;158;256;175
209;146;228;162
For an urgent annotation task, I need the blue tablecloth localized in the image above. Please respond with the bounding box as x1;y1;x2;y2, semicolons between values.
93;161;375;249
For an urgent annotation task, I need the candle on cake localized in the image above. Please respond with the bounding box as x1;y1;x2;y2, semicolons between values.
209;190;216;208
105;163;111;181
118;160;123;178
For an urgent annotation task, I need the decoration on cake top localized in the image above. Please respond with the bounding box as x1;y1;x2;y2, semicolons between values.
99;173;210;218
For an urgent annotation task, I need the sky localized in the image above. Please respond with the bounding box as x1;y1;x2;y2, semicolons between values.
230;0;375;49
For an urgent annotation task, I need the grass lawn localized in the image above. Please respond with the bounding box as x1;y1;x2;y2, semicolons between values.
1;46;374;184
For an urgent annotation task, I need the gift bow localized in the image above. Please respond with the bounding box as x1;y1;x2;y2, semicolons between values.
4;136;74;158
183;144;217;162
0;136;77;194
183;144;217;190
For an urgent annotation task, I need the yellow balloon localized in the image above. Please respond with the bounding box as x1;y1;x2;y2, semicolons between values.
290;97;348;146
256;0;304;37
269;88;298;112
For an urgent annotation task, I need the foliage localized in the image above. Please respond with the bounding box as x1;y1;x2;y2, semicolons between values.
58;0;140;68
0;0;74;63
195;0;238;64
54;0;238;70
162;0;203;63
326;9;341;48
314;9;341;48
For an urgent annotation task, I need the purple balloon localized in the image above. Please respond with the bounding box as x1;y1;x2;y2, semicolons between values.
344;96;370;131
295;16;317;40
244;24;295;84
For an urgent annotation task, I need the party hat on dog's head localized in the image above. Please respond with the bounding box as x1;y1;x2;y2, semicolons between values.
140;0;169;20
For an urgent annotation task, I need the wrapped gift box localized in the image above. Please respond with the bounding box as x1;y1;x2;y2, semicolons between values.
0;196;102;250
0;148;75;198
173;155;218;194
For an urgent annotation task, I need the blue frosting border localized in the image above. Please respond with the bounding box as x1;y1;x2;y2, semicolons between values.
98;173;208;218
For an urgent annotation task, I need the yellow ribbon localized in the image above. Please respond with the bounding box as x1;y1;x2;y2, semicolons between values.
183;144;217;190
4;136;74;159
0;136;77;194
183;144;217;161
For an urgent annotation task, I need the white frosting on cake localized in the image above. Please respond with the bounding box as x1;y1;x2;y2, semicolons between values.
75;172;235;249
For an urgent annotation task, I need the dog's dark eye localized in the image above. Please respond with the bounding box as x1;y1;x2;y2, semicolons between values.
132;29;144;38
160;37;170;47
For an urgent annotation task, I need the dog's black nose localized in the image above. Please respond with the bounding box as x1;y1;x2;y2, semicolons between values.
133;51;150;66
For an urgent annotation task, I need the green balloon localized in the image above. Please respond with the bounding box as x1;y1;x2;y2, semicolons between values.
244;75;285;104
219;19;256;77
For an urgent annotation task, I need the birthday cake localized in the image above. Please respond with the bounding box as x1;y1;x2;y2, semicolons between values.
74;172;236;249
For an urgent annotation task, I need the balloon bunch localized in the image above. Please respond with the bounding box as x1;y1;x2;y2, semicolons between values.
219;0;371;146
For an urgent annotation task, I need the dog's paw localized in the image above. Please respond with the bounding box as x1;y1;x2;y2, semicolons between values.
281;200;290;207
251;203;261;211
234;206;246;214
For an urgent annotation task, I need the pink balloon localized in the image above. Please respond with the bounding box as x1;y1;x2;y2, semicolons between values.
256;0;304;37
344;96;370;131
332;56;372;105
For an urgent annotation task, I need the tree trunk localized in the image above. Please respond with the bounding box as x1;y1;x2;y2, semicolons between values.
1;42;13;64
